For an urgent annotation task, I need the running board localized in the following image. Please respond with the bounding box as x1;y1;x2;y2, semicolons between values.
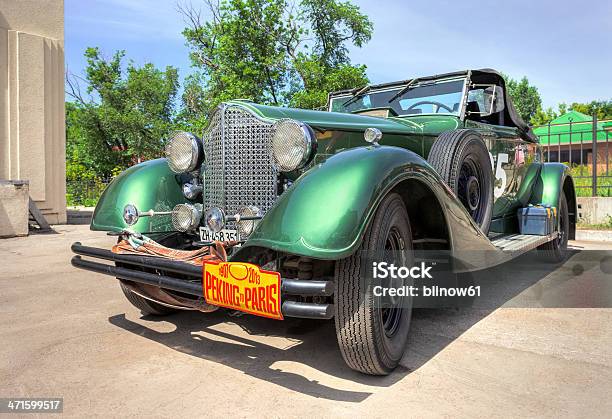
453;232;560;272
491;232;557;253
451;233;559;273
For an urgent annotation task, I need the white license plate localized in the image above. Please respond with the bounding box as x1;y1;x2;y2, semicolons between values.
199;227;239;242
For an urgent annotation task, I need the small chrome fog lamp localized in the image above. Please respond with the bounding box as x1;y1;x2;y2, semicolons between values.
204;207;226;234
123;204;139;226
364;127;382;144
236;205;263;237
171;203;202;232
165;131;203;173
182;182;203;200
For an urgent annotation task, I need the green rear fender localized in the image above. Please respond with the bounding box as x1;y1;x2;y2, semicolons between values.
529;162;577;239
91;158;184;234
531;162;570;206
239;146;494;260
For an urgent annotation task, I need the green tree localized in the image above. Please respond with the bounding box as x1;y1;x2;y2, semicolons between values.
66;47;179;176
178;0;372;113
289;57;368;109
176;72;208;134
521;100;612;127
531;106;558;127
569;100;612;120
301;0;372;67
503;74;542;125
65;101;97;180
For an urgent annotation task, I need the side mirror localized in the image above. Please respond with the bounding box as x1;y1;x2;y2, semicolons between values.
483;86;505;115
467;85;505;116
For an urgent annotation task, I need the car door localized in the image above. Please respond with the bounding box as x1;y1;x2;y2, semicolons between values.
463;85;542;232
467;123;542;232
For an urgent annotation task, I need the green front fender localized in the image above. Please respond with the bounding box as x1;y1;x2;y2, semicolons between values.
91;158;184;234
239;146;493;260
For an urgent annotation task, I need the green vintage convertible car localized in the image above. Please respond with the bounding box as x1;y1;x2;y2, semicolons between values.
71;69;576;375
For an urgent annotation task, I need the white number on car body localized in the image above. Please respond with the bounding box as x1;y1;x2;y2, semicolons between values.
490;152;509;198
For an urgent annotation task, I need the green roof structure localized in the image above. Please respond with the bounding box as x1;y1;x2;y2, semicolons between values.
533;111;610;145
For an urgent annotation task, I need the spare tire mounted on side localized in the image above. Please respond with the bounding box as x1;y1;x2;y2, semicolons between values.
427;129;494;234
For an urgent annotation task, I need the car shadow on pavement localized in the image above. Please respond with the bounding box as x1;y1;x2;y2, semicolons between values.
109;310;404;402
108;248;594;402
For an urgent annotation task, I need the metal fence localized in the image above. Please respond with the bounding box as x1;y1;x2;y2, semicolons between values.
66;178;112;206
535;115;612;197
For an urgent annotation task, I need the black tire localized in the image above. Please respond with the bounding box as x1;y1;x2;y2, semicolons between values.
334;193;413;375
119;281;178;316
428;130;494;234
538;192;569;262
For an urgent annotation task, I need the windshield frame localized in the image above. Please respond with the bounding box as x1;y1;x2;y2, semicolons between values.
328;75;469;119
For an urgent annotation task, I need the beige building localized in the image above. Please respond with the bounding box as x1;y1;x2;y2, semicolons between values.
0;0;66;224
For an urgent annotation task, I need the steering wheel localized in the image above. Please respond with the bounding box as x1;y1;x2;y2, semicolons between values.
406;100;453;113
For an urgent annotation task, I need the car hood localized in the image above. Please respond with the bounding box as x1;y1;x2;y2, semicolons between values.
389;114;462;136
229;101;422;135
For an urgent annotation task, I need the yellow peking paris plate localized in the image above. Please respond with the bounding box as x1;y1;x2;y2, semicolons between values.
202;261;283;320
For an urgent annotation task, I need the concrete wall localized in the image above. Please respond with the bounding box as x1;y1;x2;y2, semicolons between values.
577;197;612;225
0;180;29;237
0;0;66;224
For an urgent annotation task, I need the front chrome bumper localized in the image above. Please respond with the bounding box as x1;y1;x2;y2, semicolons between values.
70;242;334;320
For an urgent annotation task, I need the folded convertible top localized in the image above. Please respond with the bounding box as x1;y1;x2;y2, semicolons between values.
330;68;539;143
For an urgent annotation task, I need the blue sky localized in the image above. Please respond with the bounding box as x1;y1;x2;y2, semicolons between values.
66;0;612;109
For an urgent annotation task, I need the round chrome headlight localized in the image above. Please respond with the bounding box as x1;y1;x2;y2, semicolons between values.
171;203;202;232
270;119;316;172
236;205;262;237
123;204;139;226
204;207;226;234
165;131;203;173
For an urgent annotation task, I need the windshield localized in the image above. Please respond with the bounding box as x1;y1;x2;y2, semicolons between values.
330;78;466;117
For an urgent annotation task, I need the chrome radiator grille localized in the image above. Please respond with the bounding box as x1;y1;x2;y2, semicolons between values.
202;105;277;219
